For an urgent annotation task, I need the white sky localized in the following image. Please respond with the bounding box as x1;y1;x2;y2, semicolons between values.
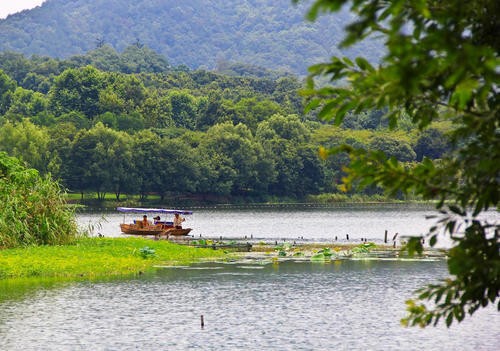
0;0;46;19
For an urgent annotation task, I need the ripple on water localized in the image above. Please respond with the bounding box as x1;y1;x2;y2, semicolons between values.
0;260;499;351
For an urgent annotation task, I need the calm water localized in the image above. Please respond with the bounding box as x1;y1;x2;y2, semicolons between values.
1;260;499;350
78;204;441;242
2;205;499;350
78;204;499;246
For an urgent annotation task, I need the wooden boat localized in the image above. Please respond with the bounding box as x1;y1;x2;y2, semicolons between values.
120;223;192;237
118;207;193;238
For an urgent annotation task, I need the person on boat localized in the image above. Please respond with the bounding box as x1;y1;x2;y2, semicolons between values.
153;216;161;224
173;213;185;229
142;215;149;227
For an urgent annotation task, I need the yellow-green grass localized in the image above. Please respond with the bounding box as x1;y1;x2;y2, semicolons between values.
0;237;227;279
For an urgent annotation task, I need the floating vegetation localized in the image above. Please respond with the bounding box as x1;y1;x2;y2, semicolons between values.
311;247;334;261
138;246;156;259
350;242;376;257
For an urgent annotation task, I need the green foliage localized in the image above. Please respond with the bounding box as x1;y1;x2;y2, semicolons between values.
50;66;106;119
0;0;384;75
351;243;375;254
138;246;156;259
310;247;333;261
0;152;78;248
0;42;452;201
299;0;500;326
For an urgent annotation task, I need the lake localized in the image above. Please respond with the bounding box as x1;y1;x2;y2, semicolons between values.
1;260;499;350
1;205;499;350
78;203;441;242
77;203;499;246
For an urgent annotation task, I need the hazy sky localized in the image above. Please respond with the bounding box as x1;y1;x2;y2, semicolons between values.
0;0;46;19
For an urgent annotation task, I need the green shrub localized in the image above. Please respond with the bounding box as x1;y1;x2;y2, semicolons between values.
0;152;78;248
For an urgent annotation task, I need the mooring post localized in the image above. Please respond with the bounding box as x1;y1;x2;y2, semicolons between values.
384;230;388;244
201;315;204;329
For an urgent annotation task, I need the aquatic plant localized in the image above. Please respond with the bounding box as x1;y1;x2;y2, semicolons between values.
311;247;334;261
274;242;293;257
352;243;376;255
138;246;156;259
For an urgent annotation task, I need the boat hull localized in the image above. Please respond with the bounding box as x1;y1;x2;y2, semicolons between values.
120;223;192;237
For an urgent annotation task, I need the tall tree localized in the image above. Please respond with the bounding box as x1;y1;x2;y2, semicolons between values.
297;0;499;326
49;66;106;119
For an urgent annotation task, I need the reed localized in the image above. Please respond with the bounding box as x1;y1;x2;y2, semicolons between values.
0;153;79;248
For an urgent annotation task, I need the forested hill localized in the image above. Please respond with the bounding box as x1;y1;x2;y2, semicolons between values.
0;0;383;75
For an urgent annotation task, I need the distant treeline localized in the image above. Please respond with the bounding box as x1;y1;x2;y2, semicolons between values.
0;48;451;201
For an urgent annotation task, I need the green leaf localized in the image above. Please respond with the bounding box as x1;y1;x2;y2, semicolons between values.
429;235;437;247
445;312;453;327
355;57;374;72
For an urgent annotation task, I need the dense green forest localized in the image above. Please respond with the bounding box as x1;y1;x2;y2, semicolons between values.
0;0;384;75
0;47;450;202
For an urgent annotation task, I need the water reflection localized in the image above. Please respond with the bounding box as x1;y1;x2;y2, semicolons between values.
1;261;499;350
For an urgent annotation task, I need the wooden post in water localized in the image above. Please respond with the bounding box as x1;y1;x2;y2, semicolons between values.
201;315;204;329
393;233;398;248
384;230;388;244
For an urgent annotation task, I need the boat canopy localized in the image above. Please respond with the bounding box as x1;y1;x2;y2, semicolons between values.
117;207;193;215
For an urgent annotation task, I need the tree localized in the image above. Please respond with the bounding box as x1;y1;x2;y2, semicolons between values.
168;90;198;129
67;123;132;200
198;123;273;196
0;119;52;175
133;130;163;200
49;66;106;119
415;128;450;162
155;139;200;201
0;69;16;114
369;135;416;163
297;0;499;327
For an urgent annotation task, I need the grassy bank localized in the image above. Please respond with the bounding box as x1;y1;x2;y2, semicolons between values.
0;237;228;279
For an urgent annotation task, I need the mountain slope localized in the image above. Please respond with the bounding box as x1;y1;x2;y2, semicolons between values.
0;0;383;74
